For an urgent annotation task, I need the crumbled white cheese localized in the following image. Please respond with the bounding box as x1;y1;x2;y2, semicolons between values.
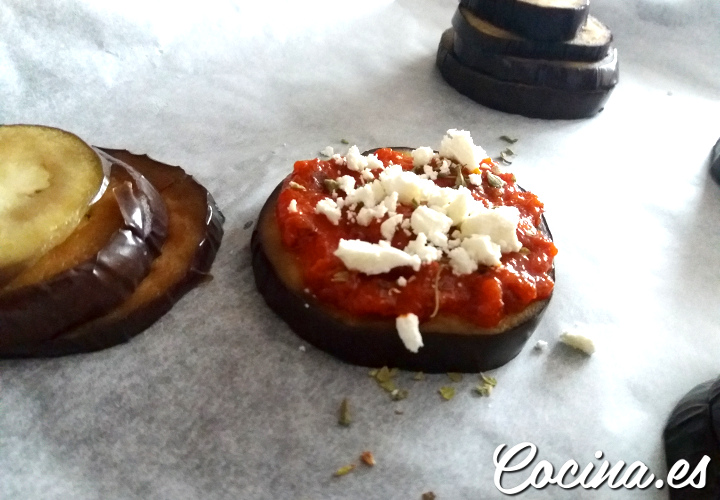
444;186;474;225
346;145;368;171
321;146;334;157
336;175;356;194
345;182;384;208
461;234;502;267
356;203;388;227
412;146;435;168
335;239;421;274
404;233;442;263
468;173;483;186
315;198;342;225
423;164;438;180
439;129;487;171
366;154;384;170
288;199;298;213
396;313;423;353
534;340;548;351
382;191;399;215
397;276;407;287
448;247;477;275
410;205;453;248
380;213;403;241
361;168;375;181
559;330;595;355
461;206;522;253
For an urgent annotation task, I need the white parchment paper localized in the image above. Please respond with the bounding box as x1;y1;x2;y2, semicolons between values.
1;0;720;498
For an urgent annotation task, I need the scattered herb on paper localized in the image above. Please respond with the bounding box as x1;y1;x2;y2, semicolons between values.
476;373;497;397
481;373;497;387
447;373;463;383
243;220;254;230
414;372;425;381
341;138;349;144
500;135;518;144
439;386;456;401
334;464;356;477
338;398;352;427
391;388;409;401
422;491;437;500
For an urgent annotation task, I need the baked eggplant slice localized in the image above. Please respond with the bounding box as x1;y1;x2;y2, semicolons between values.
663;375;720;499
711;137;720;185
0;125;106;285
0;151;167;352
251;180;553;373
1;150;224;357
452;6;612;62
460;0;589;41
436;29;614;119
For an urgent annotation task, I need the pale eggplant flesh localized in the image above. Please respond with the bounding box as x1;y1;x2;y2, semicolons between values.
452;6;613;62
460;0;590;41
436;28;614;119
663;375;720;499
0;152;168;351
0;150;224;358
251;177;554;373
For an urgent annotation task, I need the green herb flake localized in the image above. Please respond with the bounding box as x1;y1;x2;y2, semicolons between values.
379;379;397;393
481;373;497;387
439;386;456;401
486;172;505;188
500;135;518;144
368;368;379;377
411;198;420;209
447;372;463;383
391;388;409;401
475;384;493;397
519;247;530;255
502;148;515;156
454;165;467;187
333;464;356;477
331;271;350;282
288;181;306;191
375;366;394;383
324;178;340;193
413;372;425;381
338;398;352;427
341;139;349;144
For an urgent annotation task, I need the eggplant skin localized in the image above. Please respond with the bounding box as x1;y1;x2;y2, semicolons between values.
663;376;720;499
0;155;168;351
460;0;589;41
452;7;613;63
0;150;225;358
711;138;720;185
251;181;553;373
436;29;614;120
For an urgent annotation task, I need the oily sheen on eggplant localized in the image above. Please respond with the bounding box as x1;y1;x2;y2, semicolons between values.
0;152;168;352
460;0;589;41
1;150;224;358
663;375;720;499
436;29;613;119
452;6;613;62
251;178;553;373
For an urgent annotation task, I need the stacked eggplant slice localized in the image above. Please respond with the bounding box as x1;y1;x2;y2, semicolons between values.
0;125;224;358
437;0;618;119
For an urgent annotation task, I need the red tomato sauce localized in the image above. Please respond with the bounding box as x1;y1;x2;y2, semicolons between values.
275;148;557;328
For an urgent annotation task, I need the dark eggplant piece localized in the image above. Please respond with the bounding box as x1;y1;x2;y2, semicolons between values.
0;152;168;352
452;6;612;62
250;180;553;373
663;375;720;499
711;138;720;185
1;150;224;358
454;35;618;91
436;29;615;119
460;0;589;41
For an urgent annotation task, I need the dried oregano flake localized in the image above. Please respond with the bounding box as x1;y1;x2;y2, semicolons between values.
447;373;463;383
439;386;456;401
486;171;505;188
338;398;352;427
333;464;356;477
499;135;518;144
288;181;306;190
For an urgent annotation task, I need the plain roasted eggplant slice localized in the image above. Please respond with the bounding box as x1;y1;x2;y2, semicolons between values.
436;29;614;119
452;6;612;62
711;138;720;185
0;150;224;358
0;155;168;352
460;0;589;41
250;181;553;373
663;376;720;499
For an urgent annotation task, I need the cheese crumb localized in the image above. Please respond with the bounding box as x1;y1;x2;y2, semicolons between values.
534;340;548;351
559;330;595;355
397;276;407;287
321;146;334;157
380;213;403;241
315;198;342;225
335;239;421;274
412;147;435;168
288;199;298;213
396;313;423;353
439;129;487;171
